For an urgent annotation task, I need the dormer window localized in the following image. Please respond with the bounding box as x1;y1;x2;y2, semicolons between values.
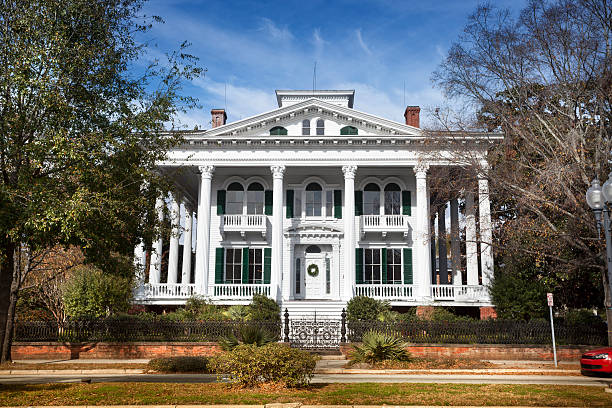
270;126;287;135
316;119;324;135
302;119;310;136
340;126;358;135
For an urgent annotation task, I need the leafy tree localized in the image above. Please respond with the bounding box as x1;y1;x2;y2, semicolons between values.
432;0;612;340
247;294;280;322
489;270;548;321
346;296;390;322
0;0;202;361
62;265;132;319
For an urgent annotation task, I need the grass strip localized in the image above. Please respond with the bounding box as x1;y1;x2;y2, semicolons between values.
1;382;611;406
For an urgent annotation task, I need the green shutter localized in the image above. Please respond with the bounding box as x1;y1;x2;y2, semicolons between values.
355;191;363;216
216;190;226;215
215;248;224;284
242;247;249;284
286;189;294;218
403;248;413;284
402;191;411;215
382;248;388;284
334;189;342;219
355;248;364;284
264;248;271;284
264;190;273;215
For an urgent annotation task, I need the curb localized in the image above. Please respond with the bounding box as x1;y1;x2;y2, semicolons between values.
0;369;145;375
314;368;580;374
0;406;577;408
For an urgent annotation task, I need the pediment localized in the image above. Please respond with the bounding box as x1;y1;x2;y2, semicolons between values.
284;223;343;237
201;98;422;138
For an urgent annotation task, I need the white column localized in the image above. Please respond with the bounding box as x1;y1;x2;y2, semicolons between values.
283;241;293;301
270;164;286;301
167;194;181;284
414;163;431;299
450;197;462;285
195;165;214;295
342;165;357;301
478;176;494;287
465;190;479;285
149;195;164;284
181;203;193;284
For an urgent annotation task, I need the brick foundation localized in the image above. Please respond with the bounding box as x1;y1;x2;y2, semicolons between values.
340;342;590;361
416;306;435;319
479;306;498;320
11;342;221;360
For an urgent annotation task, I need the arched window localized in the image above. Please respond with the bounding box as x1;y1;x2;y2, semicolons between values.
384;183;401;215
305;245;321;254
305;182;322;216
316;119;324;135
226;182;244;215
340;126;358;135
246;182;264;214
363;183;381;215
270;126;287;135
302;119;310;136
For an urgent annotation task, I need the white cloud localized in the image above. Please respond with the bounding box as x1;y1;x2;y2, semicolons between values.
355;29;372;55
258;18;293;41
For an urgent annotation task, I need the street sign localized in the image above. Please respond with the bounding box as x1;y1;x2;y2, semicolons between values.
547;293;557;367
547;292;554;307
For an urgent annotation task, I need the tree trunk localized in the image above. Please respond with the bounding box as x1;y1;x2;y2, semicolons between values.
2;272;19;362
0;238;15;362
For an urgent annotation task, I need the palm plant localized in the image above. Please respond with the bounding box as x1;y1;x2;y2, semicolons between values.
219;325;275;351
352;330;411;363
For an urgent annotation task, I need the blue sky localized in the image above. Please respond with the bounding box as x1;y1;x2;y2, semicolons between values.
140;0;526;129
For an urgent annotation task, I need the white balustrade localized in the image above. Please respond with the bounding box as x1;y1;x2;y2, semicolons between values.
221;214;267;237
211;284;271;300
360;215;410;237
134;283;196;300
430;285;487;301
354;284;416;300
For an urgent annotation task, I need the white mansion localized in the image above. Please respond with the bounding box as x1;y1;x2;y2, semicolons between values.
134;90;501;318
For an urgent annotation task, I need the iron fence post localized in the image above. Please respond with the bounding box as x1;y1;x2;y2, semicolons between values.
283;308;290;343
341;308;347;343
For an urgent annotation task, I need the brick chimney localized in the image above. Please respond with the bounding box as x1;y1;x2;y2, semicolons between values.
404;106;420;128
211;109;227;128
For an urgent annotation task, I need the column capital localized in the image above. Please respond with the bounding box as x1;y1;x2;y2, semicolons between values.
341;165;358;179
198;165;215;178
270;164;286;179
413;162;430;176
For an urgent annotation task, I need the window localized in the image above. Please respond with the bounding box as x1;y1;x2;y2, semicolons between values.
225;249;242;283
364;249;381;283
247;182;264;214
302;119;310;136
363;183;381;215
305;182;322;216
305;245;321;254
325;258;331;294
294;190;302;218
295;258;301;294
386;248;402;284
226;182;244;215
270;126;287;135
384;183;401;215
325;190;333;217
249;248;263;283
340;126;358;135
316;119;324;135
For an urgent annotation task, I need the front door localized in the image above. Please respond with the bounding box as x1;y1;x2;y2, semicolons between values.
304;254;326;299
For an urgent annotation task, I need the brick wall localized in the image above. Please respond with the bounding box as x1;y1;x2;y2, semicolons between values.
340;343;591;361
12;342;221;360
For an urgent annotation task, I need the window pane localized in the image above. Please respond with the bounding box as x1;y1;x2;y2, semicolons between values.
225;249;242;283
247;190;264;214
295;258;301;294
363;186;380;215
248;248;263;283
302;120;310;136
295;192;302;218
305;191;322;216
325;190;333;217
226;191;243;215
316;119;324;135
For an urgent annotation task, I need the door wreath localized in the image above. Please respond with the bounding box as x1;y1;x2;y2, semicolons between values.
307;263;319;277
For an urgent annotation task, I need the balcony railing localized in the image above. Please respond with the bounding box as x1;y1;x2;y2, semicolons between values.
221;214;267;237
211;284;271;300
134;283;196;300
360;214;411;238
355;284;416;300
430;285;488;301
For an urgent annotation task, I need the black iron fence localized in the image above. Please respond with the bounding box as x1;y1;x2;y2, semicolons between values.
347;319;607;346
15;319;281;342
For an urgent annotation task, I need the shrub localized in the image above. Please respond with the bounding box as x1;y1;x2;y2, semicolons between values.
147;356;209;373
62;265;132;319
428;307;475;322
219;325;275;351
490;269;547;320
351;330;411;364
346;296;390;321
164;296;225;321
562;309;605;326
210;343;318;387
247;294;280;322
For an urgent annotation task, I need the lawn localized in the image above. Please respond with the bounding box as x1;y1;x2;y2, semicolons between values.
1;382;611;406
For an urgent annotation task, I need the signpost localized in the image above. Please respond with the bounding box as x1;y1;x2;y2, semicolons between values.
547;293;557;367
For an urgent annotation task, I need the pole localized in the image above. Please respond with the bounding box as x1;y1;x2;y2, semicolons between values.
549;304;557;367
602;210;612;345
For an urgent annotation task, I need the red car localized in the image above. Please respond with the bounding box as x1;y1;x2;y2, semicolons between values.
581;347;612;374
